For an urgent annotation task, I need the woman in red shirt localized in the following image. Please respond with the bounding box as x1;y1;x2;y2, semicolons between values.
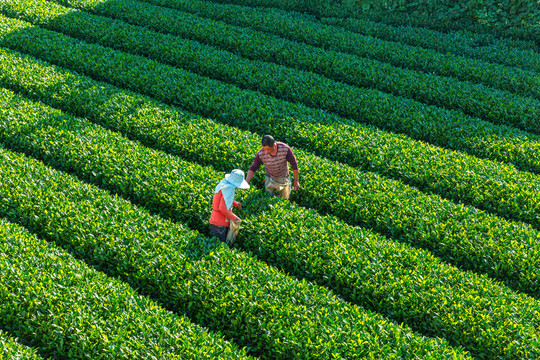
209;169;250;243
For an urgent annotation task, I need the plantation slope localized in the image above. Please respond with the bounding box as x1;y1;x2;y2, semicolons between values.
0;146;466;359
135;0;540;76
319;16;540;73
0;46;539;300
330;7;540;51
0;219;253;360
2;88;540;359
1;19;540;227
0;331;43;360
2;11;540;178
2;8;539;183
28;0;540;137
187;0;540;52
126;0;540;101
7;0;540;151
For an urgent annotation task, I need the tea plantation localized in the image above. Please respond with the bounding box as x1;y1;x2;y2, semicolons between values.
0;0;539;359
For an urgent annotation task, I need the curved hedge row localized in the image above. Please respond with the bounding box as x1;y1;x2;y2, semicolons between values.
0;331;43;360
140;0;540;73
37;0;540;137
1;44;539;298
1;18;540;230
129;0;540;101
0;144;462;359
0;219;252;360
2;87;540;359
342;4;540;49
319;16;540;73
183;0;540;48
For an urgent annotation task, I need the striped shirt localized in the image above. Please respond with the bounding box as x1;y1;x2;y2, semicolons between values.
249;142;298;179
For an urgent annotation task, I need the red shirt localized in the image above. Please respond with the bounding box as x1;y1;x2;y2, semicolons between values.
209;190;241;227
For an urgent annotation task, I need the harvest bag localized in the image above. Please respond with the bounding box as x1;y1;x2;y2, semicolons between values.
265;176;290;199
267;177;288;191
226;220;241;245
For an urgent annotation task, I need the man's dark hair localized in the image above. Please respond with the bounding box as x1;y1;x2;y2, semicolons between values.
261;135;275;147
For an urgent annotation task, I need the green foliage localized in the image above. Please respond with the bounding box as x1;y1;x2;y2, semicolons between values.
1;11;540;221
50;0;540;129
1;86;540;359
1;0;539;358
0;331;43;360
0;219;251;359
1;5;540;219
206;0;540;35
319;15;540;72
0;144;468;359
364;0;540;28
1;29;540;296
37;0;540;172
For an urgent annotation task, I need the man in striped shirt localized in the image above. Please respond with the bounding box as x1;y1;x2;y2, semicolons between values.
245;135;299;200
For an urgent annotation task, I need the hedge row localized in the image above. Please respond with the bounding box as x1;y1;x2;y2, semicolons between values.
188;0;540;47
1;43;540;296
137;0;540;74
373;0;540;29
3;8;540;179
0;218;251;360
129;0;540;101
1;18;540;228
0;143;463;359
2;87;540;359
0;331;43;360
319;16;540;73
41;0;540;136
345;4;540;48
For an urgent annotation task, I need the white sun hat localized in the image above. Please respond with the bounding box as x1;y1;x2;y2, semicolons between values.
225;169;250;189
